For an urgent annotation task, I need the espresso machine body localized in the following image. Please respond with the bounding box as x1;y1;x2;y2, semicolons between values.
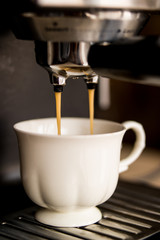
11;0;153;90
11;0;160;88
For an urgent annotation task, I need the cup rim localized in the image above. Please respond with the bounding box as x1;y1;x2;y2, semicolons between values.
13;117;126;138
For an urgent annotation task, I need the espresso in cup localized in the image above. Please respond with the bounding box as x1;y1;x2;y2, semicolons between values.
14;118;145;227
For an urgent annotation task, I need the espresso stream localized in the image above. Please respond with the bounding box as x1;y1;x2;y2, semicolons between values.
55;92;62;135
88;89;95;135
55;89;95;135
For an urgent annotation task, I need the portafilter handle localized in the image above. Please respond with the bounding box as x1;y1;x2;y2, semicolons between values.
88;36;160;86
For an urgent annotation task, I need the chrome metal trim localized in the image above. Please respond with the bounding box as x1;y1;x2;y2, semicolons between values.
34;0;160;11
20;11;148;42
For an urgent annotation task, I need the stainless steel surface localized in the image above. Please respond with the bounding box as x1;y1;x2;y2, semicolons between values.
0;181;160;239
17;11;148;42
35;41;98;88
17;9;147;89
34;0;160;11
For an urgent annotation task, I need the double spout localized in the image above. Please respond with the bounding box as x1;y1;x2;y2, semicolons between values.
35;41;98;92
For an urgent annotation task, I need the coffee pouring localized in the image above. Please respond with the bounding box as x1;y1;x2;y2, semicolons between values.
10;0;160;228
11;0;160;135
10;0;150;136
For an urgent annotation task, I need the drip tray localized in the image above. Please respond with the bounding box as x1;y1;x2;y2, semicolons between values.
0;181;160;240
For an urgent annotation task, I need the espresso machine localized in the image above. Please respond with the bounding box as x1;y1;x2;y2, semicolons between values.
0;0;160;239
11;0;153;91
11;0;160;90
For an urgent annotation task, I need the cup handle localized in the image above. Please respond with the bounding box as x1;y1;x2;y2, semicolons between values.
119;121;146;173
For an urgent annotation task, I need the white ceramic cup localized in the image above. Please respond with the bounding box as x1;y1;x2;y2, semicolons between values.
14;118;145;227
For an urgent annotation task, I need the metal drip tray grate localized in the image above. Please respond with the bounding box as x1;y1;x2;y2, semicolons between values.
0;181;160;240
